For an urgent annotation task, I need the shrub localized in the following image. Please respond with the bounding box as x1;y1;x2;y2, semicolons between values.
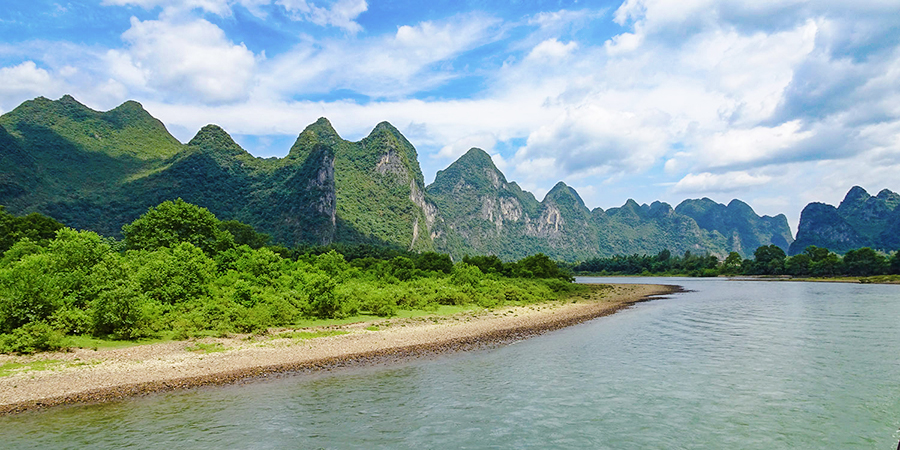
90;281;153;339
0;322;69;354
0;253;63;333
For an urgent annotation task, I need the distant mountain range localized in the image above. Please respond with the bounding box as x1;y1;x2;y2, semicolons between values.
1;95;892;260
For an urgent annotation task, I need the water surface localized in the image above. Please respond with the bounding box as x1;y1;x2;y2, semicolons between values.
4;278;899;449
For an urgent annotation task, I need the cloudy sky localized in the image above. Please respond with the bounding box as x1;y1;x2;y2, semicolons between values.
2;0;899;232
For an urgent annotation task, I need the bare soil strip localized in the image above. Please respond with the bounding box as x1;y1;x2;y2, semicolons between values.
0;283;679;415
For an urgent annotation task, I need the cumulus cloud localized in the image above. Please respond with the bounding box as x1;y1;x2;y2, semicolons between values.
437;132;498;159
0;61;59;102
526;39;578;61
113;17;257;103
672;171;773;194
515;103;671;180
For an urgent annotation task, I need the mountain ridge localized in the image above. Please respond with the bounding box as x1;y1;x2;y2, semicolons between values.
0;95;802;260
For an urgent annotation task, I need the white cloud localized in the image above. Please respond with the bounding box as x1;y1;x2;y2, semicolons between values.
0;61;59;101
516;103;671;179
672;171;773;194
696;121;815;169
526;39;578;61
277;0;367;33
115;17;258;103
437;132;497;159
258;14;502;99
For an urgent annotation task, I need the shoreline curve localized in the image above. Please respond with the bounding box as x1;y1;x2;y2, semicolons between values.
0;283;681;415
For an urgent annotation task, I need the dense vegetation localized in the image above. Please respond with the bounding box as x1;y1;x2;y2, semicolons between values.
574;244;900;278
0;201;580;354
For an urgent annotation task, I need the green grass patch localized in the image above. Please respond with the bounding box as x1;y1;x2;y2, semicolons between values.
0;359;63;377
184;342;228;353
67;334;175;351
279;330;349;340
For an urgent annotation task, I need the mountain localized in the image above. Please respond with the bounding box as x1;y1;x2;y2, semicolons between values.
790;186;900;254
426;148;601;261
675;198;793;254
426;147;792;260
0;96;436;250
1;95;795;260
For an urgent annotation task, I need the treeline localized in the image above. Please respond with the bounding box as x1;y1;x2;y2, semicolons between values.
573;245;900;278
0;200;578;354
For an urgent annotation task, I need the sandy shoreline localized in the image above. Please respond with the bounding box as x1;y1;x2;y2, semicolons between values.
0;283;679;415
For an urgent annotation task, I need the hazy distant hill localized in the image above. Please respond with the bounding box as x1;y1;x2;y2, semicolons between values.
0;95;795;260
790;186;900;254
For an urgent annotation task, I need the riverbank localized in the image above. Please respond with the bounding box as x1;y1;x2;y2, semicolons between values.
0;283;677;415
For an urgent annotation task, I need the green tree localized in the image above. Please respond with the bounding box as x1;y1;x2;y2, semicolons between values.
752;245;786;275
416;252;453;274
0;207;65;254
0;253;63;333
130;242;216;305
722;251;742;274
810;252;840;277
220;220;270;249
784;254;812;276
841;247;887;276
462;254;504;274
804;245;831;262
122;199;234;254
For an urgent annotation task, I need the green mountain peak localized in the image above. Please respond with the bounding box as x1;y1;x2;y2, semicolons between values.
544;181;586;208
187;124;249;158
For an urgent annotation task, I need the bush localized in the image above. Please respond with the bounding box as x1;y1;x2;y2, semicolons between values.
0;253;63;333
0;322;69;354
451;262;483;288
90;281;153;339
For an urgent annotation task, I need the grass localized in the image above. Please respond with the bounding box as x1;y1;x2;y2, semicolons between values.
0;359;63;377
184;342;228;353
278;330;349;340
67;334;175;350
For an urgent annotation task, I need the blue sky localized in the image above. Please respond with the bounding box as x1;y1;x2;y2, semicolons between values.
2;0;900;232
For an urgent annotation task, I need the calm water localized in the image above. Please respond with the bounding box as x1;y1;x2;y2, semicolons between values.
4;278;900;449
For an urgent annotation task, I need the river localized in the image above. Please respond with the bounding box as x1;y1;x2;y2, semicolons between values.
3;278;899;449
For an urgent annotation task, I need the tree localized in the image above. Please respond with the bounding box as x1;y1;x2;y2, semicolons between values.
122;199;234;254
416;252;453;274
752;245;786;275
0;206;64;254
841;247;887;276
804;245;831;263
784;254;811;277
220;220;269;249
722;252;742;274
462;254;504;274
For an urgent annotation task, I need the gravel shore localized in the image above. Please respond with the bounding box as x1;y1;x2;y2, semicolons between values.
0;283;678;415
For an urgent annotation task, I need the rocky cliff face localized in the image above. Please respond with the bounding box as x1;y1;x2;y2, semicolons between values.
790;186;900;254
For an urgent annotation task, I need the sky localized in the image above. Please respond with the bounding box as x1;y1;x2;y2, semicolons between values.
1;0;899;234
